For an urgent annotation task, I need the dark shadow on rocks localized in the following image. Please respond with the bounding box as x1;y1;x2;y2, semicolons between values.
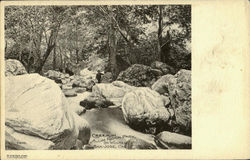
79;96;114;110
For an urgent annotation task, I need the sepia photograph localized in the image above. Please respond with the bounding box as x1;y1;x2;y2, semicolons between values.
3;5;191;150
1;0;250;159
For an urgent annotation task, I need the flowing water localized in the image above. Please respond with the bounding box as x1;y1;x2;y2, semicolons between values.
67;92;156;149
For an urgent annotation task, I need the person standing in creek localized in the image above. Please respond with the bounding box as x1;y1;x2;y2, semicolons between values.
96;70;104;83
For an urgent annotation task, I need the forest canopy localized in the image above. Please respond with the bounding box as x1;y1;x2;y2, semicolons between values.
5;5;191;78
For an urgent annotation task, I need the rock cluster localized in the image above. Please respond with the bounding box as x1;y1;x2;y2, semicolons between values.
79;65;191;138
44;69;97;97
4;59;192;150
116;64;163;87
152;69;191;136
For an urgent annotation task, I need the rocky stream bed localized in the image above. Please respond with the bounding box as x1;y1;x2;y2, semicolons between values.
5;59;191;150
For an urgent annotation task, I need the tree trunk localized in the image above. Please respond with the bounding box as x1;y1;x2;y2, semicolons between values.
35;44;55;73
18;44;23;61
27;42;32;73
76;49;79;64
108;9;119;80
5;40;7;54
158;5;163;61
27;57;34;73
33;29;43;71
53;44;56;70
59;47;63;71
62;56;66;73
35;20;61;74
75;24;79;64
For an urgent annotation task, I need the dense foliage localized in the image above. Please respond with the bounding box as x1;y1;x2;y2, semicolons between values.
5;5;191;77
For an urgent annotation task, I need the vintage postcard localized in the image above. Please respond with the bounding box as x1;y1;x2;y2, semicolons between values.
0;0;249;159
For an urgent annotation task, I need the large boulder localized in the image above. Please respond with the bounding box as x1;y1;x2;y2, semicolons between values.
152;69;191;136
5;59;27;76
154;131;191;149
151;61;176;75
5;126;54;150
121;87;173;134
162;43;191;71
80;81;136;109
116;64;163;87
91;81;136;107
5;74;90;150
